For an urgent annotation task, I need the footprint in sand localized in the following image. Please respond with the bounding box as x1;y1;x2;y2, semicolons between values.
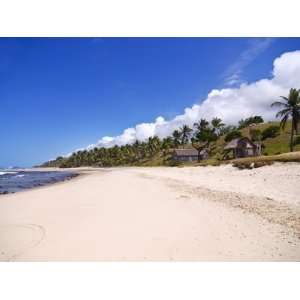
0;224;45;261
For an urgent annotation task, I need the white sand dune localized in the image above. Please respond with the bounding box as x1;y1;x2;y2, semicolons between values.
0;164;299;261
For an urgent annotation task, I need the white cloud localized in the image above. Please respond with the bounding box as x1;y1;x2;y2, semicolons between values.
273;50;300;88
69;50;300;153
223;38;275;86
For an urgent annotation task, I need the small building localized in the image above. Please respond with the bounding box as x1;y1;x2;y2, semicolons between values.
172;149;208;162
224;137;261;159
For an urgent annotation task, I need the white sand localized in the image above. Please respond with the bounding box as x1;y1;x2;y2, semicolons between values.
0;164;299;261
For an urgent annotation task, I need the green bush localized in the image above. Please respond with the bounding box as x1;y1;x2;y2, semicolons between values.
293;136;300;145
168;160;183;167
261;125;280;140
225;130;242;142
249;128;262;142
238;116;264;129
215;152;223;161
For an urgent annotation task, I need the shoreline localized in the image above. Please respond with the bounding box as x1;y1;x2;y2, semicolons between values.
0;169;81;196
0;167;113;198
0;164;299;261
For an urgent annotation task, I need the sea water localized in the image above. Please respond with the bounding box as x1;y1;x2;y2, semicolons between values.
0;170;77;194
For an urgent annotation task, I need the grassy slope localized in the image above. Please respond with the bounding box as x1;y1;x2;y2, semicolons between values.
241;121;300;155
213;120;300;156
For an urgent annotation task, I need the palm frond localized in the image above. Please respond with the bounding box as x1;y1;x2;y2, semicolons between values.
275;108;291;118
271;101;287;108
279;114;289;130
280;96;289;102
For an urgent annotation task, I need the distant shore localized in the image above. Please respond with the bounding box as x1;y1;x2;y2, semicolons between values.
0;163;299;261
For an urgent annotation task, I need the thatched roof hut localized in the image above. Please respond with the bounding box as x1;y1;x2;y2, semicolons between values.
172;148;208;162
224;137;261;158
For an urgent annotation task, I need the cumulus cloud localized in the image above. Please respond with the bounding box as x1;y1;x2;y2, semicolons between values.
71;50;300;153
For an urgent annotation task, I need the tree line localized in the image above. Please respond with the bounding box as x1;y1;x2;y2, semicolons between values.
42;116;265;168
41;88;300;168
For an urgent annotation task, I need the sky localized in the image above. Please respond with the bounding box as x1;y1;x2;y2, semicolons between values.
1;38;300;167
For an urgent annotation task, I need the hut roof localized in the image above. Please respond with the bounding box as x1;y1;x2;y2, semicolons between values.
173;149;199;156
224;138;240;150
224;137;256;150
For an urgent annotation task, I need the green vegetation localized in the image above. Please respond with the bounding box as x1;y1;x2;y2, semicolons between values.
249;128;262;142
41;118;300;168
261;125;280;141
224;130;242;142
271;88;300;151
294;136;300;146
179;125;193;145
238;115;264;129
261;125;280;140
191;118;219;160
40;89;300;168
172;130;181;148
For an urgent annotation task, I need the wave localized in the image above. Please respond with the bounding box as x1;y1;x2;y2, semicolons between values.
0;171;18;176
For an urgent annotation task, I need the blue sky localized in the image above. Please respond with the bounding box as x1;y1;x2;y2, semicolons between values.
1;38;300;167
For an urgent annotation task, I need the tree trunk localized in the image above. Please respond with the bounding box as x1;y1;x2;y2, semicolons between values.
290;120;295;152
197;150;201;162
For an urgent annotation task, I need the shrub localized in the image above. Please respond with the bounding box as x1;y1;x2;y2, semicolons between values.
225;130;242;142
261;125;280;140
249;128;262;142
238;116;264;129
168;160;183;167
293;136;300;146
215;152;223;161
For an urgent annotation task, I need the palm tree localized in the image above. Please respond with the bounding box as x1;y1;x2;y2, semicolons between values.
271;88;300;152
211;117;225;136
147;136;160;156
193;118;209;132
161;137;173;156
139;142;148;159
192;118;217;161
179;124;193;146
172;130;182;148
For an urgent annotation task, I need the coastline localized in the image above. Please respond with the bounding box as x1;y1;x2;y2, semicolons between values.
0;168;91;196
0;164;299;261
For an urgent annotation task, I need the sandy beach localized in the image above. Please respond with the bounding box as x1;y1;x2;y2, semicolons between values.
0;164;299;261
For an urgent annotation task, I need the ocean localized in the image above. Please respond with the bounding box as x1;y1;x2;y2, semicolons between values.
0;170;77;194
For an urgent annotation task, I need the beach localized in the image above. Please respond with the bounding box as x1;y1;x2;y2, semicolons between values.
0;164;299;261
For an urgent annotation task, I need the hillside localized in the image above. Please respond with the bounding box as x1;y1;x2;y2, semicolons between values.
194;120;295;160
229;120;300;155
40;120;300;168
135;120;300;166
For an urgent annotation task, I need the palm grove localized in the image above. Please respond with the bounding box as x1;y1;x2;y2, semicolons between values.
42;89;300;168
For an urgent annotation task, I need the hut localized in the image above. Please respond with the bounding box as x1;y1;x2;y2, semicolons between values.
172;149;208;162
224;137;261;159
